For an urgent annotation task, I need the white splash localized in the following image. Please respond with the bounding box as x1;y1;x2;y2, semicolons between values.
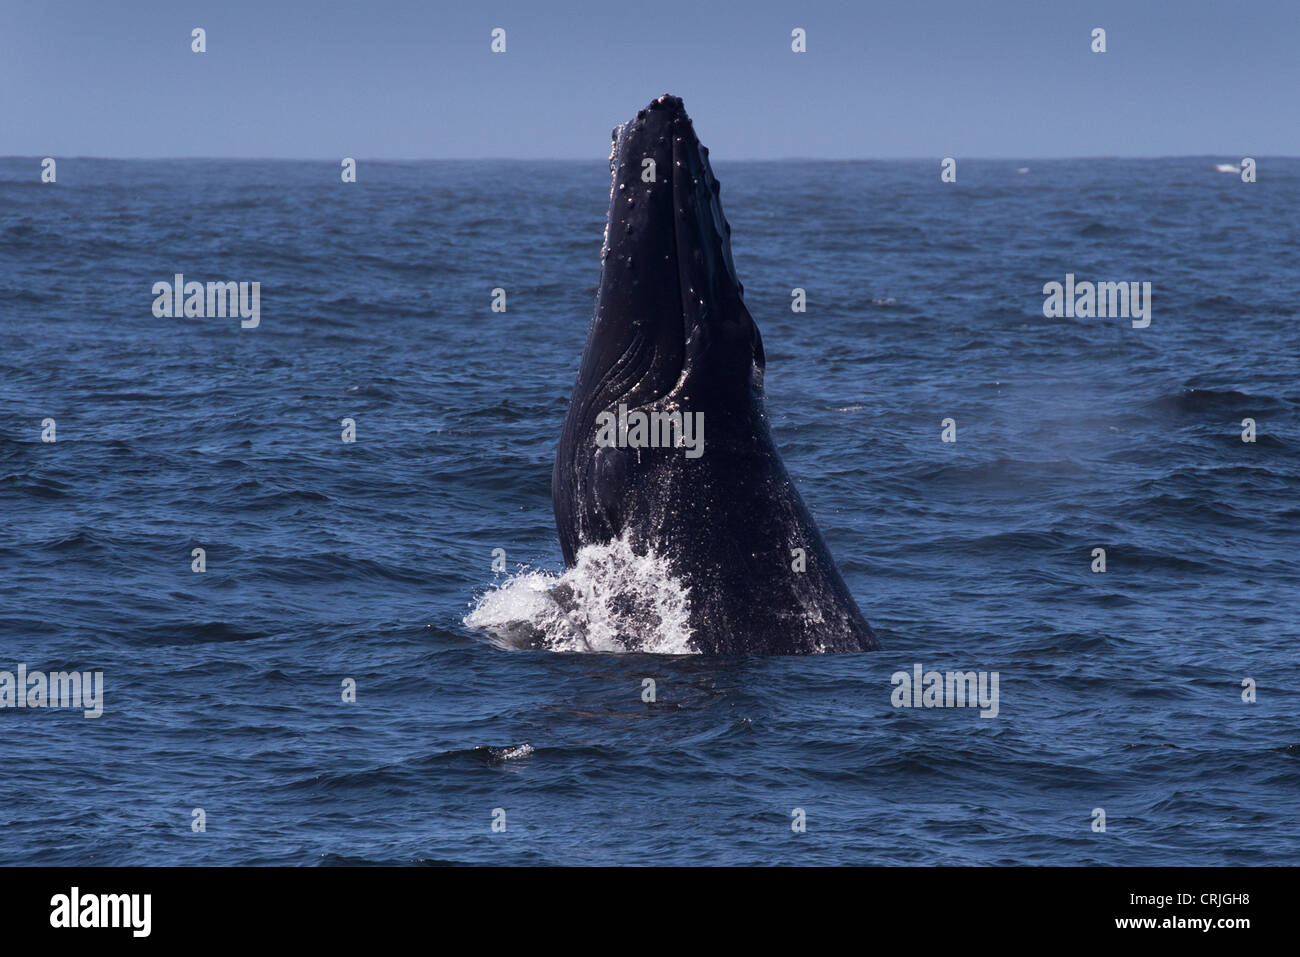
464;534;697;655
494;744;534;761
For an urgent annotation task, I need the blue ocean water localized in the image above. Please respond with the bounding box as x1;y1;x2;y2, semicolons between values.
1;156;1297;865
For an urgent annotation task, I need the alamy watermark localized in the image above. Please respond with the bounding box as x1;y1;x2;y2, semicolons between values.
0;664;103;718
152;274;260;328
1042;273;1151;328
50;887;150;937
891;663;999;718
595;403;704;458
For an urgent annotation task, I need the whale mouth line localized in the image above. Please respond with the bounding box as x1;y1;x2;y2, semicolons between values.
667;144;695;399
600;121;631;263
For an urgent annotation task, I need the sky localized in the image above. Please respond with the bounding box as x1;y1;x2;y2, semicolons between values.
1;0;1296;159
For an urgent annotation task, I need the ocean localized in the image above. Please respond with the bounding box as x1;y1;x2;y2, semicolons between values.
1;156;1296;865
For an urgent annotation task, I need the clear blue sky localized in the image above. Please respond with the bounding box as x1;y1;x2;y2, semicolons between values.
2;0;1295;158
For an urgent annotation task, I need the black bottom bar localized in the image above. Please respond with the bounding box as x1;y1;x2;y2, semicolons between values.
1;865;1276;942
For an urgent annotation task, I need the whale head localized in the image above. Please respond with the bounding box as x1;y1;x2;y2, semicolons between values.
554;95;767;562
593;95;765;406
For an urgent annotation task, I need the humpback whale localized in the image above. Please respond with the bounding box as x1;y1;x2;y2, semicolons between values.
552;94;879;655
